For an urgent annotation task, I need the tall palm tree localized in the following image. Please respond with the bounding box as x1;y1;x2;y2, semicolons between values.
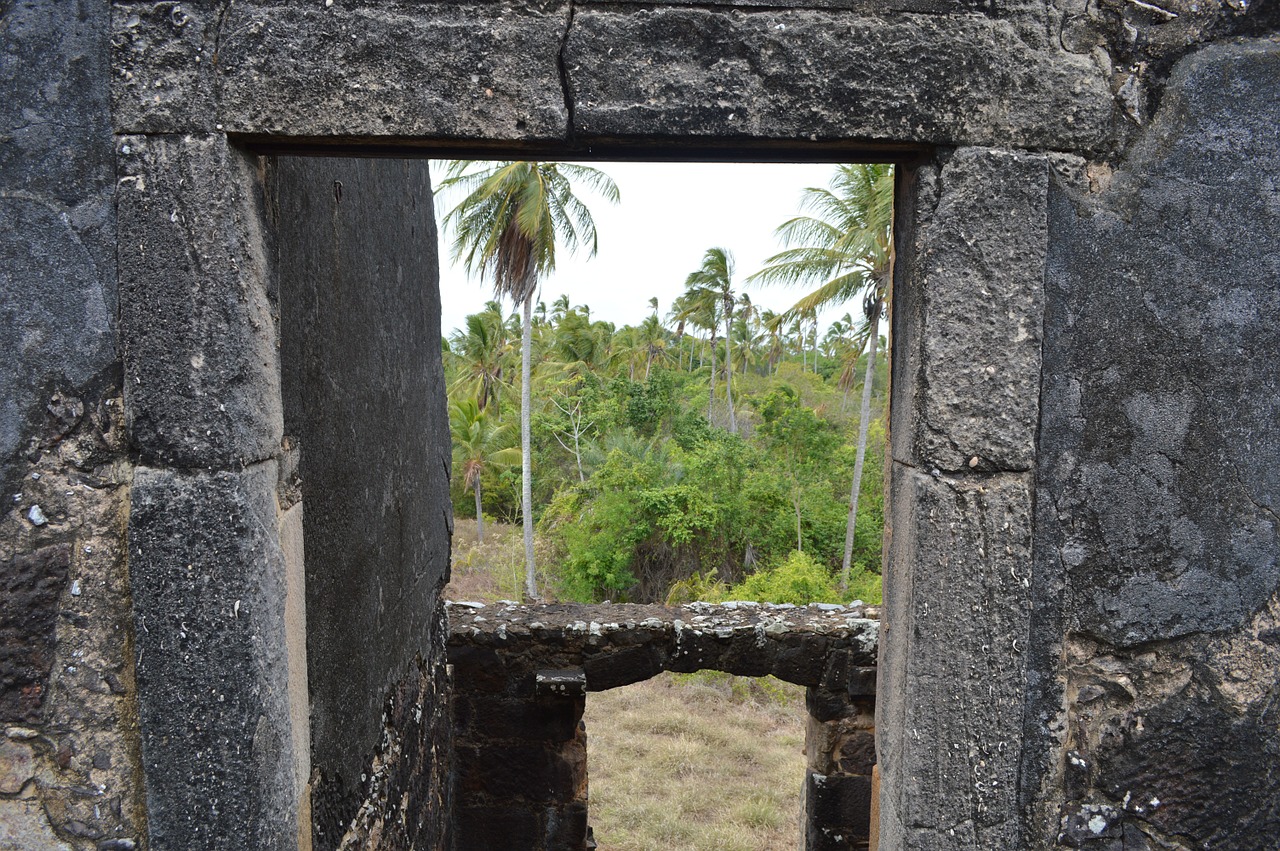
685;247;738;433
748;163;894;592
449;397;521;545
437;160;620;598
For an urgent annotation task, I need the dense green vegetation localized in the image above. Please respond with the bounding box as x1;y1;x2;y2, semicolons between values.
442;295;888;604
439;163;891;605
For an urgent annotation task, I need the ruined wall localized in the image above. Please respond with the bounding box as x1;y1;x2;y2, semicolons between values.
1;0;145;847
1028;40;1280;848
446;601;880;851
274;156;453;850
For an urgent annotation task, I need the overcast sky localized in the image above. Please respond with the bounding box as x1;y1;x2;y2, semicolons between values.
435;161;859;337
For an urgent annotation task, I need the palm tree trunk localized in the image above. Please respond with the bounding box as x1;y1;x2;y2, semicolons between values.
724;311;736;433
708;328;718;422
521;292;537;599
474;479;485;545
840;307;880;593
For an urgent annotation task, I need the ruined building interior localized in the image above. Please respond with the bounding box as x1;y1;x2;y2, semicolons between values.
2;0;1277;849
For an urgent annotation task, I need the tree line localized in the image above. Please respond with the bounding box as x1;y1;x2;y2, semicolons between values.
437;161;893;604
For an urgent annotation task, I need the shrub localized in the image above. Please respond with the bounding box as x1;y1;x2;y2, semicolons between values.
724;550;839;605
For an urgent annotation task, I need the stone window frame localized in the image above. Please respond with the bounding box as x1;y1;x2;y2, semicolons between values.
118;134;1047;850
112;4;1065;845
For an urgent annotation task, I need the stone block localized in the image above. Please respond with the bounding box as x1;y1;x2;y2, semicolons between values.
458;742;584;804
805;771;873;849
536;669;587;698
583;645;664;691
449;645;509;694
895;147;1048;473
1;544;69;722
835;730;877;776
567;7;1116;152
453;806;541;851
544;801;589;851
117;134;282;468
846;666;877;697
772;637;829;687
128;463;298;850
877;466;1032;849
111;1;569;140
460;695;584;743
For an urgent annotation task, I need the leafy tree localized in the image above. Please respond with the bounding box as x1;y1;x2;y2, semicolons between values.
749;163;894;591
449;397;521;543
753;386;840;552
438;160;619;598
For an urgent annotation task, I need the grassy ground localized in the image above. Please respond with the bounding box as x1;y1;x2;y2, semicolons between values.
584;672;807;851
447;519;810;850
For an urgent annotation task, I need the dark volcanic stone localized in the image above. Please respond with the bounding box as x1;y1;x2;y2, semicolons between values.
568;6;1117;151
1040;39;1280;647
112;1;569;141
116;134;283;468
1;0;117;491
0;545;70;722
128;464;297;850
272;155;451;846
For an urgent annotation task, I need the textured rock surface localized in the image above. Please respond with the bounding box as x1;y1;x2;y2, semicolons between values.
273;155;452;850
879;469;1035;850
111;0;570;141
117;134;282;469
567;6;1118;152
128;463;298;850
2;2;145;848
448;600;880;689
892;148;1047;474
0;392;144;848
1041;38;1280;648
1027;37;1280;849
1;0;117;494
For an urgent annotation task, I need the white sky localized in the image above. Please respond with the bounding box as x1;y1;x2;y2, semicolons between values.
435;161;860;337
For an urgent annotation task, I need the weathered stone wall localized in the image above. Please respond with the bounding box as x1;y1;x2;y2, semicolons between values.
1028;39;1280;849
274;155;453;850
447;601;880;850
1;1;145;847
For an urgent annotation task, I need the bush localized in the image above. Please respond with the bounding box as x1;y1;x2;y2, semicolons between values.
724;550;839;605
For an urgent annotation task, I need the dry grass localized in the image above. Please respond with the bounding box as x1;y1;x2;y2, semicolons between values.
584;672;808;851
445;518;553;602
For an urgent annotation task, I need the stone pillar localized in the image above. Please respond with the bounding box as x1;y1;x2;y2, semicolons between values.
449;653;589;851
877;148;1048;850
118;133;302;849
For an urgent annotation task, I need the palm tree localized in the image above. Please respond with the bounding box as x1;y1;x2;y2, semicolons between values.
637;313;669;379
685;247;738;433
449;397;521;545
448;304;511;413
748;163;894;592
437;160;620;598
